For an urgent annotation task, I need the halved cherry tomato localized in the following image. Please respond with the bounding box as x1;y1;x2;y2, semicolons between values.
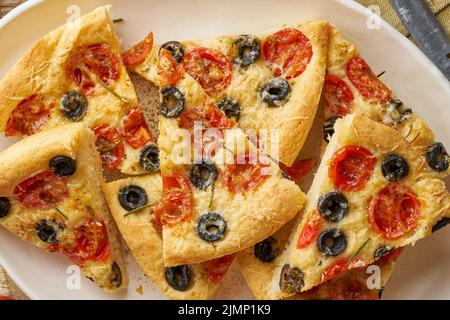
322;259;349;283
5;95;51;136
324;75;354;116
123;32;154;68
207;254;235;284
346;57;392;103
377;247;404;266
203;104;236;129
280;159;316;184
153;173;194;231
179;107;203;130
296;210;322;249
93;124;125;169
328;277;378;300
221;153;270;193
121;108;152;149
14;172;69;209
369;183;421;239
158;48;184;87
0;296;13;300
329;145;376;192
183;47;232;95
263;28;313;79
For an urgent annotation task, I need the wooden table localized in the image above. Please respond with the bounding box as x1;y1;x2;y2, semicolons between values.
0;0;26;19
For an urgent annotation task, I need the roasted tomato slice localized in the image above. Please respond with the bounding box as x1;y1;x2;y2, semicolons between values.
13;172;69;209
207;254;236;284
346;57;392;103
121;108;152;149
328;277;378;300
179;107;203;130
93;124;125;169
153;173;194;231
123;32;154;68
203;104;236;129
297;210;322;249
329;145;376;192
221;153;270;193
158;48;184;86
5;95;51;136
324;75;354;116
183;47;232;95
280;159;316;184
369;183;421;239
263;28;313;79
377;247;404;266
322;259;349;283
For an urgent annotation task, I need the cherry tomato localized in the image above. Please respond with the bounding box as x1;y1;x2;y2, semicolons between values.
377;247;404;266
329;145;376;192
297;210;322;249
324;75;354;116
123;32;154;68
369;183;421;239
14;172;69;209
0;296;13;300
203;104;236;129
121;108;152;149
158;48;184;86
322;259;349;283
263;28;313;79
179;107;203;130
280;159;316;184
93;124;125;169
346;57;392;103
207;254;235;284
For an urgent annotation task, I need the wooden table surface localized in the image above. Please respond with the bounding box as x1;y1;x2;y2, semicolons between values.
0;0;26;19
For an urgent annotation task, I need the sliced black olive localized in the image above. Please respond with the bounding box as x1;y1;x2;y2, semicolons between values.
324;116;342;143
317;229;347;257
160;86;185;118
386;99;412;124
197;212;226;242
432;217;450;233
233;35;261;67
260;78;291;107
317;191;349;223
218;99;241;122
49;156;77;177
60;92;88;121
36;219;63;244
0;197;11;219
279;264;304;293
381;154;409;182
254;237;278;263
118;185;148;211
165;265;190;291
427;143;449;172
160;41;184;63
189;161;218;190
139;145;160;173
110;262;122;288
281;171;292;180
373;246;393;261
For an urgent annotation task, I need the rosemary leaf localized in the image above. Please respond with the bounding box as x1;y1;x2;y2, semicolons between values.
347;238;371;265
55;208;68;220
113;18;124;24
143;158;159;171
105;139;125;152
377;71;386;78
124;204;152;217
96;75;129;104
85;205;96;219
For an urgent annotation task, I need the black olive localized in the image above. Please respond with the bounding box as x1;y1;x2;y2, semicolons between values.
60;92;88;121
189;161;218;190
386;99;412;123
218;99;241;122
233;35;261;67
254;237;278;263
0;197;11;219
281;171;292;180
160;41;184;63
317;191;349;223
49;156;77;177
324;116;342;143
373;246;393;261
432;217;450;233
110;262;122;288
197;212;226;242
427;143;449;172
381;154;409;182
279;264;304;293
160;86;185;118
165;265;190;291
36;219;63;244
260;78;291;107
317;229;347;257
139;145;160;173
118;185;148;212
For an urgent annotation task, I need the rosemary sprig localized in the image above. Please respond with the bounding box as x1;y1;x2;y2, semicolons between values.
347;238;371;265
105;139;125;152
124;204;152;217
143;158;159;172
113;18;124;24
55;208;68;220
96;75;129;104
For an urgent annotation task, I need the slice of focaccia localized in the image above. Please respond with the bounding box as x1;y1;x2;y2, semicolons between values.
103;175;235;299
127;21;328;166
0;123;127;292
269;112;450;298
0;6;154;175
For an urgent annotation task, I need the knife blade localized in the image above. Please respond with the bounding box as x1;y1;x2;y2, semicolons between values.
390;0;450;80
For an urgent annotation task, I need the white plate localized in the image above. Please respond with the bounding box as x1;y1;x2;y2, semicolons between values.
0;0;449;300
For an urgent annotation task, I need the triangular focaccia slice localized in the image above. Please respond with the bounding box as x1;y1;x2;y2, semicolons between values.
103;175;235;299
128;21;328;166
0;123;127;292
0;6;154;175
268;113;450;298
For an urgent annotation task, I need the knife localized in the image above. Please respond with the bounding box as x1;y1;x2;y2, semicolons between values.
391;0;450;80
